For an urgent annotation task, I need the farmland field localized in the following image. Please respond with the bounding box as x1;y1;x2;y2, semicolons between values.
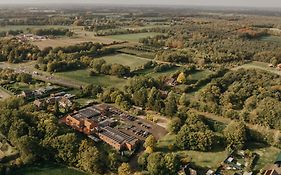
56;69;128;88
118;48;156;59
100;53;150;70
104;32;162;42
11;163;88;175
0;25;70;32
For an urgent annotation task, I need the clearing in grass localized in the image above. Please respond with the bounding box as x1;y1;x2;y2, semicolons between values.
233;61;281;76
56;69;128;88
99;53;150;70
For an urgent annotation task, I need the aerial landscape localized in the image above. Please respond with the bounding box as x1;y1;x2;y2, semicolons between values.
0;0;280;175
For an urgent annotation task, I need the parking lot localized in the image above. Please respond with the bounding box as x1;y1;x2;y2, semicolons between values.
110;108;167;140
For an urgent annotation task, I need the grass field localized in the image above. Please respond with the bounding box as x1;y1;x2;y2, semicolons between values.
233;61;281;76
156;134;228;169
0;87;13;100
248;144;281;171
11;163;88;175
0;25;69;32
187;70;213;80
99;53;149;70
139;66;183;78
118;48;156;59
259;35;281;43
104;32;162;42
56;69;128;88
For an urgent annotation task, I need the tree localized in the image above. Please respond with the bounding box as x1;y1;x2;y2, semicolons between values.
77;140;103;174
144;135;156;152
177;72;186;84
168;117;182;134
164;153;180;174
165;91;178;116
223;121;247;150
147;152;166;175
132;88;147;107
179;93;189;106
138;152;149;169
176;115;216;151
118;163;132;175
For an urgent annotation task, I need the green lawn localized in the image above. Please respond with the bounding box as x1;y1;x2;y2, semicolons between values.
0;25;70;32
248;144;281;171
157;133;227;169
104;32;162;42
11;163;88;175
178;150;228;169
187;70;213;80
118;48;156;59
233;61;281;76
99;53;149;70
56;69;128;88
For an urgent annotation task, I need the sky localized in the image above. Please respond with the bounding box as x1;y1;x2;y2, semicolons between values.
0;0;281;8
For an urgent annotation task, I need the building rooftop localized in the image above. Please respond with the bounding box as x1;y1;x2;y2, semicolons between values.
101;126;137;144
79;106;101;119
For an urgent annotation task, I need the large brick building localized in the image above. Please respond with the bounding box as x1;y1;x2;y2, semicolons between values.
64;104;139;151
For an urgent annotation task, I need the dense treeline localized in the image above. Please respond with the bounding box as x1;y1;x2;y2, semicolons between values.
195;69;281;130
0;98;121;174
36;42;116;72
28;28;73;36
95;27;167;36
0;39;41;63
90;59;131;77
0;69;32;85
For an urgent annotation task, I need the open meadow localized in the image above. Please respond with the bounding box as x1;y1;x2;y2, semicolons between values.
233;61;281;76
99;53;150;70
56;69;128;88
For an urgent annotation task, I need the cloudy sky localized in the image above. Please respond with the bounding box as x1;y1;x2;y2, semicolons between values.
0;0;281;7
